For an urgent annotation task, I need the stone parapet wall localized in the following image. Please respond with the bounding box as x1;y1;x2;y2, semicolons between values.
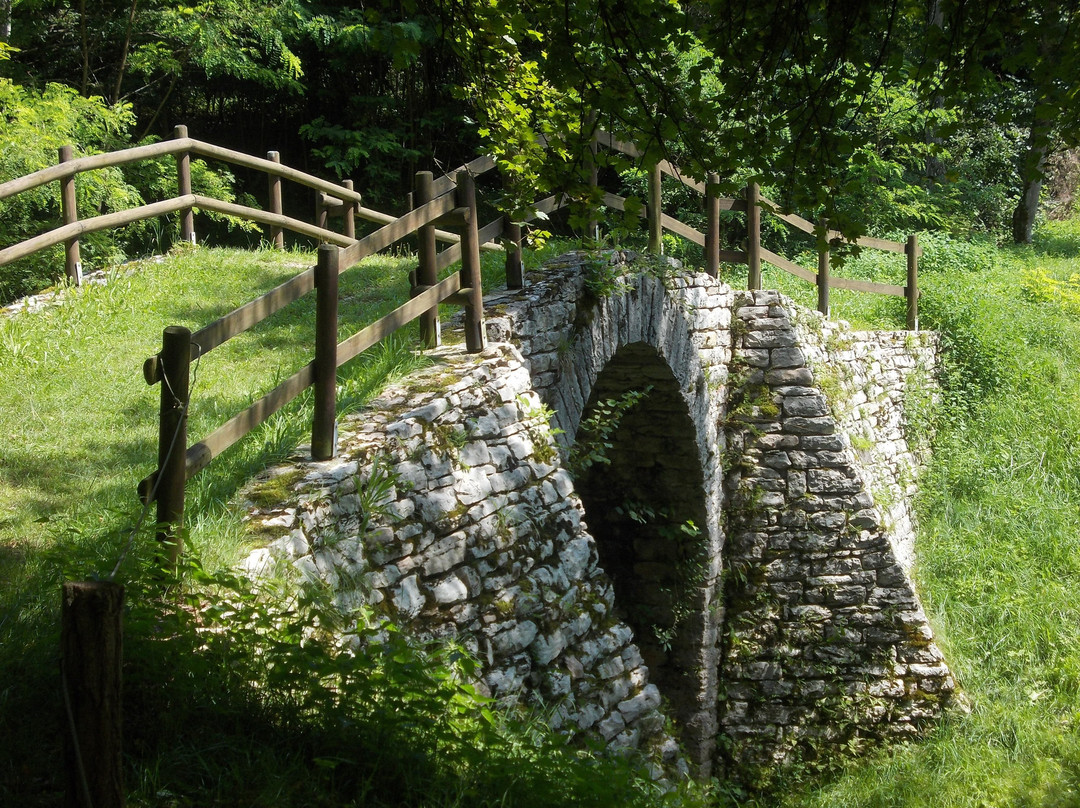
718;289;954;781
242;343;684;776
791;308;938;571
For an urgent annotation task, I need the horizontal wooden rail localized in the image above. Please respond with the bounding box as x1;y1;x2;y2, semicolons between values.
660;212;705;247
595;130;644;159
192;195;354;247
0;137;367;206
758;192;917;255
188;141;361;203
848;234;915;255
341;194;458;267
0;195;197;266
761;247;819;284
191;266;316;359
760;246;907;296
0;139;192;201
658;161;705;194
184;362;315;479
600;191;645;216
430;154;498;198
434;216;508;273
718;248;749;264
829;276;907;296
338;272;463;365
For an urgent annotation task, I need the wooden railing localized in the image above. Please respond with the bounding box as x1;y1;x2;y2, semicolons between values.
0;124;921;566
593;131;921;330
0;124;486;284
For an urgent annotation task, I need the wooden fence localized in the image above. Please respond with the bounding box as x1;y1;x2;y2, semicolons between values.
591;131;921;329
0;125;921;565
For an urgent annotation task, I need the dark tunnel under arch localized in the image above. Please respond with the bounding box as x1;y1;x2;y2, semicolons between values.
571;342;712;752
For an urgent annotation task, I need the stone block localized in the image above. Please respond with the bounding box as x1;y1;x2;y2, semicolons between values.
783;416;835;435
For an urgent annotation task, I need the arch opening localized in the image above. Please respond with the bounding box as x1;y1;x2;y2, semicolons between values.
572;342;710;747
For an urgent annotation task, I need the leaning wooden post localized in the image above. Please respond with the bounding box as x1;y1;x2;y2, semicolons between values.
173;126;195;244
61;580;125;808
504;219;524;289
647;162;663;254
156;325;191;569
413;170;440;347
817;218;830;317
342;180;356;240
457;170;487;353
906;234;919;331
312;244;340;460
267;151;284;249
746;181;762;290
587;129;599;242
316;195;329;232
58;146;83;286
705;171;720;278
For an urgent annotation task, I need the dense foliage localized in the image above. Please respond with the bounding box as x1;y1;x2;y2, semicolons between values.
0;76;254;302
0;1;1076;293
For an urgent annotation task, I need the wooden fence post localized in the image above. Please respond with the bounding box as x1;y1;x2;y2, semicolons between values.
817;218;830;317
705;171;720;278
312;244;340;460
316;195;329;232
267;151;284;249
156;325;191;570
587;129;599;242
61;580;125;808
504;220;523;289
173;126;195;244
457;170;486;353
647;162;663;254
906;234;919;331
746;181;761;290
58;146;83;286
413;170;441;348
342;180;356;240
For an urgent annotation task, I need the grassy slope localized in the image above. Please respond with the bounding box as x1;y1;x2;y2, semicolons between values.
3;221;1080;805
0;245;438;804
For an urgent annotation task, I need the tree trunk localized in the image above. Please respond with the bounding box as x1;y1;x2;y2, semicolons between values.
1012;121;1050;245
0;0;12;42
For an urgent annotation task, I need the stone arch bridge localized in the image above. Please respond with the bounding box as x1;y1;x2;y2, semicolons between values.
241;251;955;781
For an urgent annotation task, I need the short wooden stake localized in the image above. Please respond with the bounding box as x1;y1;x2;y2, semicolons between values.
156;325;191;569
817;218;830;317
312;244;340;460
173;125;195;244
267;151;284;249
705;171;720;278
906;234;919;331
647;162;663;254
457;170;486;353
746;182;762;290
61;580;125;808
504;219;523;289
58;146;83;285
413;171;440;348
